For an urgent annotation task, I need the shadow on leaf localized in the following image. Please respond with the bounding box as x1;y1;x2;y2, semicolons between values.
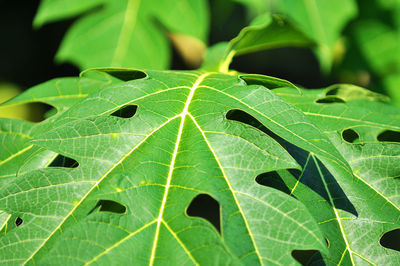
256;171;292;195
292;249;323;266
226;109;358;216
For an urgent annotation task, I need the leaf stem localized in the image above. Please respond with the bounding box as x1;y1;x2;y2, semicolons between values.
218;50;236;73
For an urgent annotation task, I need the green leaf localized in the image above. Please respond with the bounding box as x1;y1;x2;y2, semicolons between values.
201;42;229;72
233;0;270;17
274;86;400;264
377;0;400;10
274;0;357;71
33;0;103;27
275;86;400;140
384;74;400;106
229;14;314;55
0;211;11;231
205;14;314;72
353;21;400;76
0;119;53;184
0;83;36;121
239;74;301;92
34;0;209;70
322;84;390;102
277;147;400;265
0;69;341;265
0;70;122;186
353;20;400;106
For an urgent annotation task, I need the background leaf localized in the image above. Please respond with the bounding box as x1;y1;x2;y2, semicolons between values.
352;20;400;106
34;0;209;70
203;14;314;72
273;0;358;71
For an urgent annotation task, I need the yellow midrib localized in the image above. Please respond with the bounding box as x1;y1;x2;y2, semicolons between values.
188;113;264;265
0;145;33;167
311;155;356;265
148;73;209;266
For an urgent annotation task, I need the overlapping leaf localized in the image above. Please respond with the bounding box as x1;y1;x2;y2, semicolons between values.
34;0;209;70
233;0;358;71
274;85;400;140
273;85;400;264
203;14;314;72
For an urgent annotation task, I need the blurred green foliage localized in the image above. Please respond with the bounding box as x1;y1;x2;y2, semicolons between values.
1;0;399;106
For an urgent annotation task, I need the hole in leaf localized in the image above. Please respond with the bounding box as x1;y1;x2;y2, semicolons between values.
48;155;79;168
91;200;127;214
110;105;138;118
103;69;147;81
377;130;400;143
342;129;359;143
187;194;220;233
255;171;292;195
15;217;23;226
292;250;319;265
380;228;400;251
315;97;345;104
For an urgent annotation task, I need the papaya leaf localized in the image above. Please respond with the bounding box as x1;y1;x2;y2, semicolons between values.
274;86;400;142
204;14;314;73
0;119;53;185
233;0;270;17
226;0;357;72
0;70;124;185
0;69;341;265
273;86;400;264
273;0;358;71
33;0;209;70
352;20;400;106
0;211;11;231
